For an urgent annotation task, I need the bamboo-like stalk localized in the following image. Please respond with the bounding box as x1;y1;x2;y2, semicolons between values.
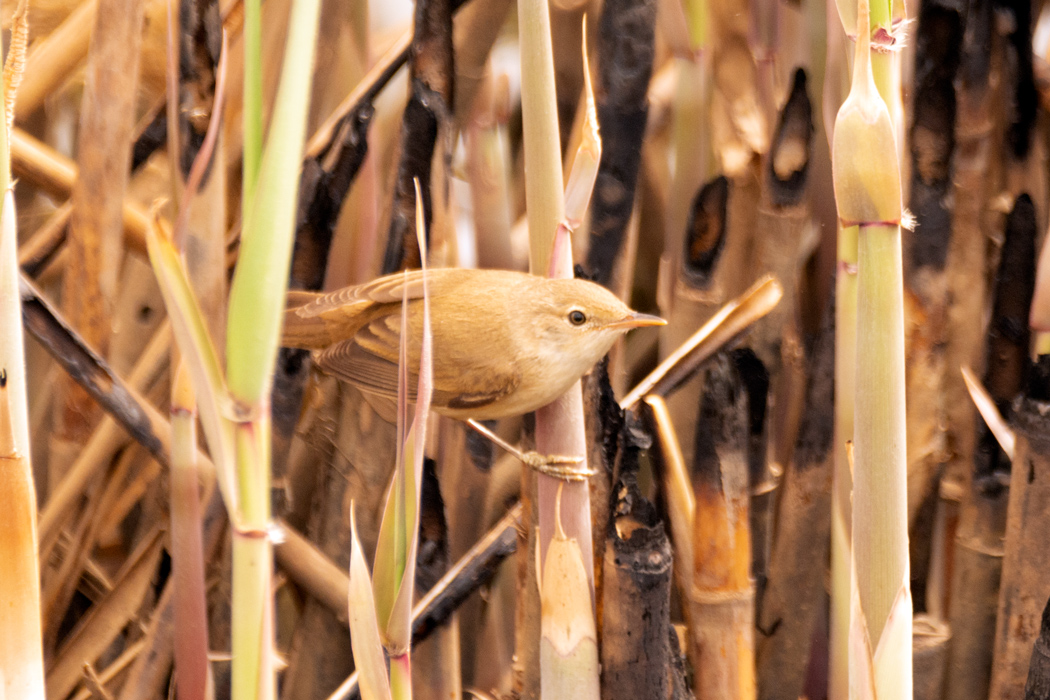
689;353;754;700
825;0;859;690
515;0;598;695
169;367;210;700
831;0;911;693
829;219;857;700
750;68;814;603
0;97;44;695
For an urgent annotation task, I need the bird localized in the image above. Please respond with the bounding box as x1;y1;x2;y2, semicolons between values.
282;267;665;421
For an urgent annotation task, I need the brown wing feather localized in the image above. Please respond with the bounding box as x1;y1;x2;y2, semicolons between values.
293;269;430;318
314;312;522;416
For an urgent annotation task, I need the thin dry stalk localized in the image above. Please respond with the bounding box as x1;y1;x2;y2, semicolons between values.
15;0;99;121
10;129;153;253
45;530;164;700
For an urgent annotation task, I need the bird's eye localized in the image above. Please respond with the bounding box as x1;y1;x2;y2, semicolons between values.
568;310;587;326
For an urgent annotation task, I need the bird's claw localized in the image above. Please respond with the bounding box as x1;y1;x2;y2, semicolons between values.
520;451;594;481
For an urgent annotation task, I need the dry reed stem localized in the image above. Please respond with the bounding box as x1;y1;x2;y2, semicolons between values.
45;529;164;700
10;130;152;254
115;577;176;700
689;356;755;700
37;322;171;551
18;202;71;274
54;0;147;469
755;308;833;700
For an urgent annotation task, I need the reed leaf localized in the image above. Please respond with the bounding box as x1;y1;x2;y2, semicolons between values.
563;26;601;231
349;504;395;700
144;219;238;512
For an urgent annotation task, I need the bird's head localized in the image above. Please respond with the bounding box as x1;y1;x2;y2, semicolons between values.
529;278;665;369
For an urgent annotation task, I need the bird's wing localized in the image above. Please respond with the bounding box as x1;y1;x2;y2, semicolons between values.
294;269;430;319
314;315;521;414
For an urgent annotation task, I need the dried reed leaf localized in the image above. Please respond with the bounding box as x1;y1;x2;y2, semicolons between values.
563;22;601;231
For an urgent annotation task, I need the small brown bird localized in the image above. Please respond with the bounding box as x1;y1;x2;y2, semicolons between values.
282;268;664;420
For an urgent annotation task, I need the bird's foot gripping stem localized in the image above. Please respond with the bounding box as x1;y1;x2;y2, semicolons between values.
519;451;594;481
465;419;594;482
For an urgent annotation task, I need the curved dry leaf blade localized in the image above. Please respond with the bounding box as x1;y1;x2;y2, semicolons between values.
563;24;601;231
961;365;1016;460
348;505;394;700
620;275;784;408
145;221;238;514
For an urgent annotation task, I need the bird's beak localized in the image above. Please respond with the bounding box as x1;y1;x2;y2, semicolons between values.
606;311;667;331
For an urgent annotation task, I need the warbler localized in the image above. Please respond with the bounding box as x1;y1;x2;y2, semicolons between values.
282;268;664;420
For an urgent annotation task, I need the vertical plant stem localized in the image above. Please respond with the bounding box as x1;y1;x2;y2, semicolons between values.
853;221;908;643
0;82;44;693
170;384;210;700
230;420;274;700
828;222;856;700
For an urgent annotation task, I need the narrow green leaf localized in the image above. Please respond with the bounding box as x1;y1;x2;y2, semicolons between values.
381;183;434;652
227;0;322;404
348;504;394;700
